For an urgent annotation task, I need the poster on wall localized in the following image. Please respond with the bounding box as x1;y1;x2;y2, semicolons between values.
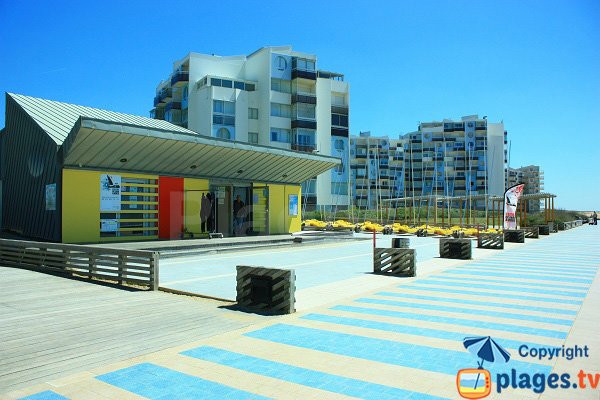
503;183;525;230
100;174;121;211
288;194;298;216
45;183;56;211
100;219;119;232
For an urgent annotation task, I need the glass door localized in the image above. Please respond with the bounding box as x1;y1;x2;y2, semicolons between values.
251;186;269;235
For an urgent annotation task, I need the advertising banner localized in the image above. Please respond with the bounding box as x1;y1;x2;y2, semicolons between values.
45;183;56;211
288;194;298;216
100;174;121;211
503;183;524;230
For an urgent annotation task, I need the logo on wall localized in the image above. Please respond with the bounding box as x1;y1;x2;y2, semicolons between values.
503;184;524;230
100;174;121;211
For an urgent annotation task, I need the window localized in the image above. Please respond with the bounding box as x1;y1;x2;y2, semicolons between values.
271;78;291;93
221;79;233;88
213;100;235;126
234;81;244;90
271;103;291;118
270;128;291;143
331;182;348;195
248;132;258;144
216;127;231;140
182;86;188;101
276;56;287;70
293;103;315;119
332;93;345;106
248;108;258;119
213;100;235;115
245;83;255;91
293;58;316;71
293;128;315;147
331;113;349;127
211;78;221;86
334;139;345;151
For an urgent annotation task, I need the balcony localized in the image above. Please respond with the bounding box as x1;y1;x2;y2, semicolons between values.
291;93;316;104
292;69;317;80
331;127;349;137
153;88;172;106
171;71;189;86
291;143;316;153
165;102;181;112
291;119;317;130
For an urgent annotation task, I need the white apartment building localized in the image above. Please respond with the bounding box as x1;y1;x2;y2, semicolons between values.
150;46;350;210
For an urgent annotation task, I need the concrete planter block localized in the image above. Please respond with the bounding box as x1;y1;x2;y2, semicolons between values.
477;233;504;249
504;230;525;243
236;265;295;314
535;225;550;235
391;237;410;249
523;226;539;239
439;238;472;259
373;248;416;277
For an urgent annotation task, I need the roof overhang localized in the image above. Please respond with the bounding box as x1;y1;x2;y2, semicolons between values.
61;118;339;184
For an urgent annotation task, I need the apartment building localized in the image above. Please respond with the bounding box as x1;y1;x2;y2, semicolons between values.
506;165;545;212
349;116;507;210
150;46;350;210
349;132;405;209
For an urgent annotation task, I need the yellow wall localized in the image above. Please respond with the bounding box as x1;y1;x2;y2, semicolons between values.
183;178;209;235
63;169;100;243
267;184;302;234
62;169;158;243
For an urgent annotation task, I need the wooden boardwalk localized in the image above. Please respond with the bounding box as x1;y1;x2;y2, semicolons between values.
0;266;270;393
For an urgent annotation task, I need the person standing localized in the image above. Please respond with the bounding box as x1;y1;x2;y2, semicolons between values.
200;193;210;232
593;211;598;225
233;195;245;235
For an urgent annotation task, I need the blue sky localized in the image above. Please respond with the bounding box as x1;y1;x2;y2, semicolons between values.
0;0;598;210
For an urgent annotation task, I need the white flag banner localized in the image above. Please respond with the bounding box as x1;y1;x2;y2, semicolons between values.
503;184;525;230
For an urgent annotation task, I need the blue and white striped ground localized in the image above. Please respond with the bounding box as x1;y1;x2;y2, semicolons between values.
12;226;600;400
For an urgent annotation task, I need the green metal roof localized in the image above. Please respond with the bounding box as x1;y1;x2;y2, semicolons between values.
8;93;193;145
7;93;340;184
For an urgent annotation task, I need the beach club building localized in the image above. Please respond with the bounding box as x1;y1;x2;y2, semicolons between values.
0;93;339;243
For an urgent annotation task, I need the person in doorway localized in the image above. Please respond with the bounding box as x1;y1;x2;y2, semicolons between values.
233;195;245;235
207;193;215;232
200;193;210;232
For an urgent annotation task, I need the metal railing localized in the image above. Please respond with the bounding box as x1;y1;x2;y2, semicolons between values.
0;238;159;290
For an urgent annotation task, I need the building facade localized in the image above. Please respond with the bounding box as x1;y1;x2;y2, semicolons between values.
349;132;404;209
150;46;350;211
349;116;507;211
506;165;545;212
1;93;337;243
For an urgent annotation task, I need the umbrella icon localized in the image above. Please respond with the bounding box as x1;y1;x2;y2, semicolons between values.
463;336;511;389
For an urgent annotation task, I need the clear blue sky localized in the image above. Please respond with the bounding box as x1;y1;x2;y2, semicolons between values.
1;0;598;210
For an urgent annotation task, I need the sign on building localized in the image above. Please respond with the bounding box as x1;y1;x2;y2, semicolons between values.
100;174;121;211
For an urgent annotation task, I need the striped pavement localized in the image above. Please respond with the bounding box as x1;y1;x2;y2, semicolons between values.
6;226;600;400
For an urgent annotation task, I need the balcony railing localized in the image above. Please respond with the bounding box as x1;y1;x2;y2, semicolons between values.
292;69;317;80
291;93;317;104
291;143;316;153
291;119;317;129
165;102;182;112
331;105;349;115
331;127;349;137
171;71;189;86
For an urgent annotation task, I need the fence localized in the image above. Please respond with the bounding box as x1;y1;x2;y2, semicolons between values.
0;238;159;290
